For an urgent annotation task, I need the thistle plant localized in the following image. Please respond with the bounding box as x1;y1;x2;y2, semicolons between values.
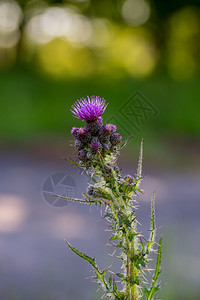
63;96;162;300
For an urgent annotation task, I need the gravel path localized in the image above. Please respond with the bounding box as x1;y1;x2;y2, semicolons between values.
0;153;199;300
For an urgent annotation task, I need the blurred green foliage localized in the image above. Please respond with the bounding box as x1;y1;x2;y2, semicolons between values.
0;0;200;145
0;66;199;142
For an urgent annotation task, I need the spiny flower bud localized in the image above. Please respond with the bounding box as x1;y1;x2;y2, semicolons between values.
102;163;119;180
86;150;94;160
86;117;103;134
87;185;96;197
78;127;87;137
71;127;79;137
110;133;122;145
91;138;102;152
99;124;116;143
102;143;111;153
74;139;84;150
77;127;91;143
87;185;109;199
104;124;116;134
78;149;88;162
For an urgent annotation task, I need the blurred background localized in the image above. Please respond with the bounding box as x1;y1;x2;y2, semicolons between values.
0;0;200;299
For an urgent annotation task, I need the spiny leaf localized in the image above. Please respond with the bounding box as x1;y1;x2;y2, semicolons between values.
91;176;98;183
116;273;125;279
104;213;114;219
113;279;117;292
145;237;162;300
120;135;133;150
66;159;81;167
151;192;155;235
66;241;96;267
153;237;162;283
110;235;120;241
128;233;134;242
108;276;112;288
147;191;156;251
140;238;145;252
52;194;95;205
83;193;111;205
136;139;143;181
66;242;116;297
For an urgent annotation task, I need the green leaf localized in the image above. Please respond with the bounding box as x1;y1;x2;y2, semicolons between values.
66;159;81;167
146;237;163;300
140;238;145;251
65;241;117;297
147;191;156;251
52;194;95;205
128;233;134;242
153;238;162;282
151;192;155;236
113;279;117;292
136;139;143;181
104;213;114;219
108;276;112;288
110;235;120;241
91;176;97;183
144;286;150;297
66;241;96;267
116;273;125;279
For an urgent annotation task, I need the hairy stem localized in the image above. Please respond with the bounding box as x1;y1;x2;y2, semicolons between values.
129;231;139;299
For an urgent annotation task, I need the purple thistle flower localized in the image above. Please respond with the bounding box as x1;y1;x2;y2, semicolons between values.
71;96;108;122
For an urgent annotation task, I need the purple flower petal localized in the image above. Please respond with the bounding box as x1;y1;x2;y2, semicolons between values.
71;96;108;121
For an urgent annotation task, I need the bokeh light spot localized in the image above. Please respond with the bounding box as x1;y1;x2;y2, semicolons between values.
25;6;92;45
0;194;28;232
122;0;150;26
110;28;158;77
0;0;22;33
0;0;22;48
37;38;93;77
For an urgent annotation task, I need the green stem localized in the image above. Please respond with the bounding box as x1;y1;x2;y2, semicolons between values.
125;223;139;300
129;235;139;299
100;159;140;299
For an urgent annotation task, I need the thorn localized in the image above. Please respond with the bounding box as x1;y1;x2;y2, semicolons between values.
104;264;112;271
108;270;115;275
85;275;96;280
108;248;117;257
104;228;113;232
96;286;102;292
136;220;142;226
97;216;104;222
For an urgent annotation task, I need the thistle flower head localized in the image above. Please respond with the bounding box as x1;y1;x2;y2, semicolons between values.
71;96;108;122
